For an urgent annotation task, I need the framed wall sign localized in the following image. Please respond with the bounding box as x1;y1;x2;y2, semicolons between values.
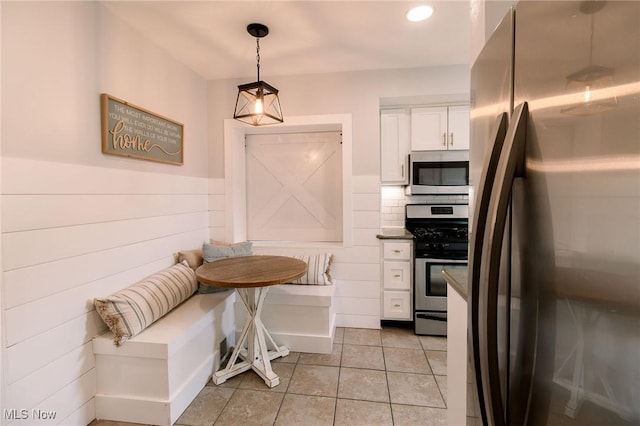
100;94;184;165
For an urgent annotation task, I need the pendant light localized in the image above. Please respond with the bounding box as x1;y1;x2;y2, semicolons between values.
233;23;283;126
562;1;617;116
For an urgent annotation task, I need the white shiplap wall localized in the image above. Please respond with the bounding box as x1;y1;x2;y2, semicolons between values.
1;157;210;425
209;178;226;243
214;175;381;329
334;175;381;329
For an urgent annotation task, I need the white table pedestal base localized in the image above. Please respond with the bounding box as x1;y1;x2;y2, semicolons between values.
213;286;289;388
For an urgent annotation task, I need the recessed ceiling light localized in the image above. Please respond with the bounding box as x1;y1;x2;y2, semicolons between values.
406;5;434;22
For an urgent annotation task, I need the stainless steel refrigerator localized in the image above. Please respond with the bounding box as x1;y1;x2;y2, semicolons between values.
469;1;640;425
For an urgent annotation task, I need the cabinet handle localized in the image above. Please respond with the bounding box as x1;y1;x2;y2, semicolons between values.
450;132;454;146
394;304;401;308
393;249;401;253
401;164;404;178
394;274;401;278
442;133;447;146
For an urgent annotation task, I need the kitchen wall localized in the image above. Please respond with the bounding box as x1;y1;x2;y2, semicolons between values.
206;66;470;328
207;66;470;178
1;2;209;424
470;0;515;63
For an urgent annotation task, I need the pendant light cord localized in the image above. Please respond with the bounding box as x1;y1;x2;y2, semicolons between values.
256;38;261;82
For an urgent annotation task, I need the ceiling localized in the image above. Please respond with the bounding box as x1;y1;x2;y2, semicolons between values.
102;0;472;81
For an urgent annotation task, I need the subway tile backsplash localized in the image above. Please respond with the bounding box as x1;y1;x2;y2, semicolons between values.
380;185;468;227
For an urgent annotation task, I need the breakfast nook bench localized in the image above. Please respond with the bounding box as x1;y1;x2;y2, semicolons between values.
91;244;336;424
92;259;235;426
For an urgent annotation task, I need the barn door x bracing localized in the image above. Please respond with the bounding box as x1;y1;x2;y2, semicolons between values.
246;131;343;242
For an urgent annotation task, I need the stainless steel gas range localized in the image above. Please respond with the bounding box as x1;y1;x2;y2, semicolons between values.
405;204;469;336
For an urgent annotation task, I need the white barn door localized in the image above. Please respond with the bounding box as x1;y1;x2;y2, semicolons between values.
246;131;343;242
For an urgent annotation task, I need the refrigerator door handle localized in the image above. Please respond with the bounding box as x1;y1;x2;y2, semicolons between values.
468;111;509;426
479;102;528;426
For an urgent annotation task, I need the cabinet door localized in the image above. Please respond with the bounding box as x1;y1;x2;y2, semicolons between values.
447;105;470;150
380;109;410;184
383;261;410;290
383;291;411;319
411;106;448;151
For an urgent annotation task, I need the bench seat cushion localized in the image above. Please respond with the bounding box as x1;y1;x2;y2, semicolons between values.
288;253;333;285
94;261;197;346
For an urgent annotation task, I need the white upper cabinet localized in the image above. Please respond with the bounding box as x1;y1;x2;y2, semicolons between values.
411;105;470;151
410;106;448;151
380;109;410;184
447;105;470;151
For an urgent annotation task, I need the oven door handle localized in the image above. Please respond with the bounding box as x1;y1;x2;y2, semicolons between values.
416;257;468;263
416;313;447;322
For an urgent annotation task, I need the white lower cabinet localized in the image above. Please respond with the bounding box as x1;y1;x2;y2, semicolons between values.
383;291;411;319
383;261;410;289
381;240;412;320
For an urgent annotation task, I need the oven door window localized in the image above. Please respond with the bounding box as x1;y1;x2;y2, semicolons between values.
414;161;468;186
426;262;467;297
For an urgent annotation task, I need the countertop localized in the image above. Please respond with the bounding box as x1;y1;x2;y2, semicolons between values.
376;227;414;240
443;268;468;301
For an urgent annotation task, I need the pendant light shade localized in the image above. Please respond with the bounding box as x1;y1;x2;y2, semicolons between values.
562;1;617;116
233;23;283;126
234;80;283;126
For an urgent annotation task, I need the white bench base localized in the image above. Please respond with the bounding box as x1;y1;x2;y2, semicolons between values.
92;291;235;426
234;284;336;354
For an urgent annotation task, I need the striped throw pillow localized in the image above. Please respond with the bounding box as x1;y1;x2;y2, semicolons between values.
289;253;334;285
94;261;197;346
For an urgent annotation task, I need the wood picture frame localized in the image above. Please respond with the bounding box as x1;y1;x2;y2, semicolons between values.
100;94;184;165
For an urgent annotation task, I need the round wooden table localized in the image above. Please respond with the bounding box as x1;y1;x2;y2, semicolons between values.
196;255;307;387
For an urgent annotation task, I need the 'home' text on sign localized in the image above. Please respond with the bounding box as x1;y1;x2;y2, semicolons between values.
101;94;184;165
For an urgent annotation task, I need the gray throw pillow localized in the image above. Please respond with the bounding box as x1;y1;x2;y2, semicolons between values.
198;241;253;294
202;241;253;263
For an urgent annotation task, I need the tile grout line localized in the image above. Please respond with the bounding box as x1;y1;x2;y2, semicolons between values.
381;339;396;425
333;336;345;426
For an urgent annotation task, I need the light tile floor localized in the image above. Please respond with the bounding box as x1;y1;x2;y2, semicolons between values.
92;326;448;426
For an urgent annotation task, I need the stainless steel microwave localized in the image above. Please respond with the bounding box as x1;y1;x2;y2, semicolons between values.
409;150;469;195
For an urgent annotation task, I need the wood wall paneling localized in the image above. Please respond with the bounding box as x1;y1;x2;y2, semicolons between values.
5;311;104;385
31;369;96;425
353;211;381;229
4;230;205;309
1;157;208;195
6;342;95;410
1;158;210;421
2;211;208;270
334;280;379;298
